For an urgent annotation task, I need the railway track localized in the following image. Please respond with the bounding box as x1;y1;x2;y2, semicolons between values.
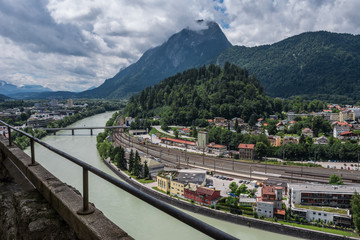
114;131;360;184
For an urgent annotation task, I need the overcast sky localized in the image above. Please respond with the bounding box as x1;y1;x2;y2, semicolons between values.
0;0;359;92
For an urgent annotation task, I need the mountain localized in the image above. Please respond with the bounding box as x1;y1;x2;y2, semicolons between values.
0;93;10;101
8;91;77;100
0;80;53;98
124;63;274;125
80;21;232;99
216;31;360;101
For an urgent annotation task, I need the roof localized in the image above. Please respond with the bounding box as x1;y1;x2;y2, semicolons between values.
262;186;277;196
334;121;351;127
207;143;227;149
302;128;313;133
176;171;205;185
161;137;196;146
276;122;284;126
288;183;360;194
197;187;218;196
340;131;357;136
274;209;286;215
238;143;255;149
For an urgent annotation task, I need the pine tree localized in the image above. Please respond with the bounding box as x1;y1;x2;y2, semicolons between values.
133;150;140;177
129;149;134;173
119;147;127;170
144;160;150;179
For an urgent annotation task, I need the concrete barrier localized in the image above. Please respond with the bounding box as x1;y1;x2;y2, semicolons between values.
0;136;133;240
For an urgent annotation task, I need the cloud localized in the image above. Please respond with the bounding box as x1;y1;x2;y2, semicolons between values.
0;0;359;92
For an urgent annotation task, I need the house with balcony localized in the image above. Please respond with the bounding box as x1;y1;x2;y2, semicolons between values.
301;128;313;138
267;135;281;147
333;121;351;138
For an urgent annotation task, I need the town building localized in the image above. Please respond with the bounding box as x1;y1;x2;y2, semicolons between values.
291;207;351;226
339;131;358;140
301;128;313;138
129;129;148;135
160;137;196;148
314;136;329;145
257;186;284;219
238;143;255;160
339;110;355;122
282;136;299;145
184;183;221;205
333;122;351;138
288;183;360;208
197;131;209;148
267;135;281;147
207;142;227;156
276;122;285;131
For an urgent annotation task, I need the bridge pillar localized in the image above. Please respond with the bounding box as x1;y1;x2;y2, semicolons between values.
53;131;56;135
72;130;74;135
90;129;93;135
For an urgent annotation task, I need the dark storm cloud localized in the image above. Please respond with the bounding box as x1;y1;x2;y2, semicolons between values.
0;0;99;56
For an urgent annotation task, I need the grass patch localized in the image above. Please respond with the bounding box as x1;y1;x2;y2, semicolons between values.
275;220;359;238
294;204;348;215
124;170;154;184
152;187;167;194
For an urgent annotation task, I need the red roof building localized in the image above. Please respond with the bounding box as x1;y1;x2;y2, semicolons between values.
238;143;255;160
184;184;221;205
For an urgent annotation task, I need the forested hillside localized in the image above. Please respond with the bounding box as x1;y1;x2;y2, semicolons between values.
216;31;360;102
124;63;326;125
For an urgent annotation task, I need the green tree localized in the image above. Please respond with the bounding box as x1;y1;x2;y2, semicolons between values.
143;160;150;179
329;174;344;185
128;149;134;173
255;142;268;160
133;150;141;177
235;184;248;196
229;182;239;193
351;192;360;232
174;129;179;138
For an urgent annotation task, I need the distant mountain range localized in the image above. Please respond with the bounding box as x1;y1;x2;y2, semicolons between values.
4;22;360;102
0;80;53;98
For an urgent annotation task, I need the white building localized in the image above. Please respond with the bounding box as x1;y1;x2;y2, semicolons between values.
257;201;274;218
333;122;351;138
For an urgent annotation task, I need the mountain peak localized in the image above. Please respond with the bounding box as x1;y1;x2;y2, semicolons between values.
80;21;232;98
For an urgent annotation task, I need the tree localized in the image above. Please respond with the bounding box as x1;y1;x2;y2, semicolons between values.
174;129;179;139
351;192;360;232
128;149;134;173
133;150;141;177
229;182;239;193
329;174;344;185
143;160;150;179
235;184;248;196
255;142;268;160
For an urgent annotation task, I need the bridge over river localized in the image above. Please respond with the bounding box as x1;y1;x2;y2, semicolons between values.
42;125;128;135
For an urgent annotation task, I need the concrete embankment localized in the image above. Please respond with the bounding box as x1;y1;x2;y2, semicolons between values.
0;136;133;240
103;159;357;240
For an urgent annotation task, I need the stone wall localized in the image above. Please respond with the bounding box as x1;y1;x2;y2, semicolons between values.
0;136;133;240
104;160;357;240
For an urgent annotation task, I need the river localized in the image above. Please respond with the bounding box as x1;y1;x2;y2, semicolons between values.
26;111;300;240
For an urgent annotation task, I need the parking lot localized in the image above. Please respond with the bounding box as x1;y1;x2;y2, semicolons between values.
207;174;258;197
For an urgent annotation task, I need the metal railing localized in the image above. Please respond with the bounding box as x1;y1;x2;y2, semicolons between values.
1;121;238;240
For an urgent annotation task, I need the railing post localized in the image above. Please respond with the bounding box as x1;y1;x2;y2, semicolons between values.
77;168;94;215
28;138;38;166
7;126;12;146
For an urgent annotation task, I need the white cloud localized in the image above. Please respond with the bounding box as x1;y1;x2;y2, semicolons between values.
0;0;359;92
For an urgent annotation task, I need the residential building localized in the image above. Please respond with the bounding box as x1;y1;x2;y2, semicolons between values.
288;183;360;208
276;122;285;131
282;136;299;145
170;180;185;197
291;208;351;226
339;111;355;122
302;128;313;138
197;131;209;148
257;186;284;219
333;122;351;138
207;142;227;156
238;143;255;160
267;135;281;147
184;183;221;205
314;136;328;145
329;113;340;122
339;131;358;140
156;172;172;193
